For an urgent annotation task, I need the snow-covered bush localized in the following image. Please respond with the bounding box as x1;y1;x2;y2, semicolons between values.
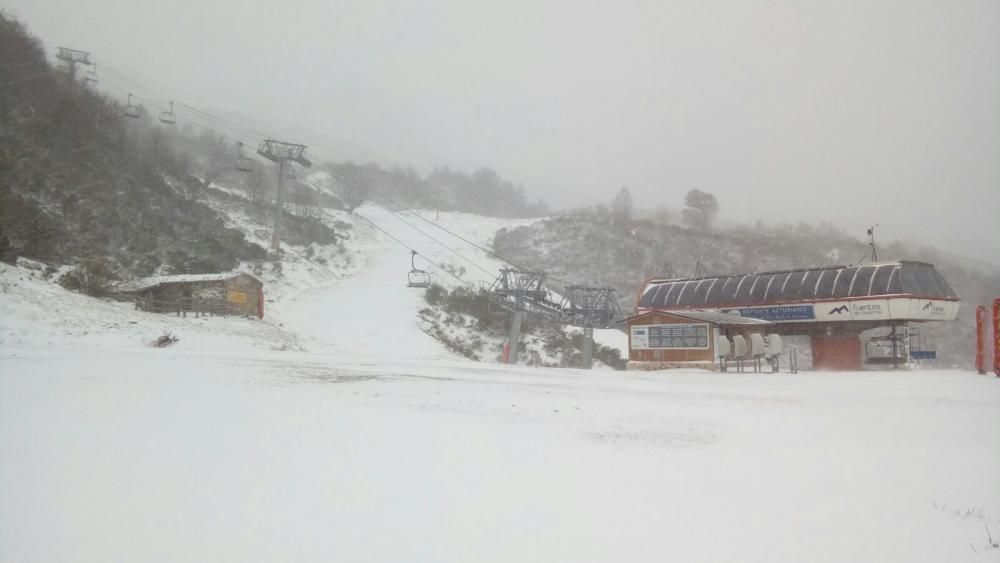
58;257;118;297
419;284;624;369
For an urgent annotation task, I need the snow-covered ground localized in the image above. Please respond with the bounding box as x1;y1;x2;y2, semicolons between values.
2;346;998;562
2;205;999;562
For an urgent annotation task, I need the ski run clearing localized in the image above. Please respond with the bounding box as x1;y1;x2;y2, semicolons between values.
2;205;999;563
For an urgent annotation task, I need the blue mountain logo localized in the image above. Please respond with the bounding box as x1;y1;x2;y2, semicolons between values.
828;305;849;315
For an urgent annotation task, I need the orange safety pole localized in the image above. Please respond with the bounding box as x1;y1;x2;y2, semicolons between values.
976;305;987;374
993;298;1000;377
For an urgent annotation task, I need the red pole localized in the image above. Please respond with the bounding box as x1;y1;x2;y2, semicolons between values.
993;298;1000;377
976;305;987;374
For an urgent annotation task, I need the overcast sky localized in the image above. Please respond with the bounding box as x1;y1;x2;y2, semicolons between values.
6;0;999;263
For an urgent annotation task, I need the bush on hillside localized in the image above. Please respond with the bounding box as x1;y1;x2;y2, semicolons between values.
58;256;119;296
421;284;624;369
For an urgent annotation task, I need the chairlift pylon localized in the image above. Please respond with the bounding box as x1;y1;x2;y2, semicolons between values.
407;250;431;288
83;63;98;85
123;93;141;118
158;101;176;125
235;142;255;172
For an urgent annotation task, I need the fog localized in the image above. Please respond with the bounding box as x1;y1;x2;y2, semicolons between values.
6;0;999;263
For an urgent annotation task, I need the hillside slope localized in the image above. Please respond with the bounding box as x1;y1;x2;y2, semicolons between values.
0;15;347;282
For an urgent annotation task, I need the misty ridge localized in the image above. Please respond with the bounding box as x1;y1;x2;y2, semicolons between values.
4;0;997;265
0;6;997;370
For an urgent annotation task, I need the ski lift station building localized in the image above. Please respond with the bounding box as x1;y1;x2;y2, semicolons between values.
629;261;960;371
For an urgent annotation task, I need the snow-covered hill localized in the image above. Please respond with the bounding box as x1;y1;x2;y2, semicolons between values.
3;200;1000;563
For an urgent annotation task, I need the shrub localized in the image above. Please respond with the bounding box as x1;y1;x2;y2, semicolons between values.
58;256;118;296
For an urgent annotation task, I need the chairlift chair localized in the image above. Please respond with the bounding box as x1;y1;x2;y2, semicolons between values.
407;250;431;288
864;334;907;366
123;93;141;118
235;142;255;172
158;101;177;125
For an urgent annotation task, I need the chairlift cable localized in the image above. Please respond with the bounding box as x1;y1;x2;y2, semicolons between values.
307;147;577;287
368;189;526;266
299;173;479;284
365;189;577;286
362;191;495;277
99;66;272;144
306;148;512;275
349;213;470;286
175;101;270;140
100;78;261;147
99;64;150;91
88;64;563;291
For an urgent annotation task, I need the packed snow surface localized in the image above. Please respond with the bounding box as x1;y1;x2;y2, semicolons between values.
2;206;999;562
3;348;999;563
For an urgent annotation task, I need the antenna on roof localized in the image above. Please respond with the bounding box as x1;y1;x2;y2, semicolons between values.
867;224;879;263
694;261;706;277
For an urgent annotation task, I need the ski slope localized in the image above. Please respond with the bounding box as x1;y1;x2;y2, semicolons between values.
275;204;546;363
2;207;1000;562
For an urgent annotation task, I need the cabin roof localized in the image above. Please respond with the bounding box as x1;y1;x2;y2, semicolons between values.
638;260;957;310
116;272;258;293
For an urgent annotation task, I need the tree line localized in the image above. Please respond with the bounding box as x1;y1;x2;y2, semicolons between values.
322;161;550;218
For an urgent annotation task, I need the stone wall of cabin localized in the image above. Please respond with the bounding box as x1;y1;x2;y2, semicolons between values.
137;275;263;318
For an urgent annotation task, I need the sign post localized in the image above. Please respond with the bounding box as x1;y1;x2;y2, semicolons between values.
993;299;1000;377
975;305;986;375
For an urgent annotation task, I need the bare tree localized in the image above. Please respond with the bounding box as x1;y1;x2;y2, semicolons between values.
612;186;634;231
290;182;319;218
335;162;372;213
189;133;230;200
682;189;719;230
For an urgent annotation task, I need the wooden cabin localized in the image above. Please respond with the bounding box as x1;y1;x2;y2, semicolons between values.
116;272;264;319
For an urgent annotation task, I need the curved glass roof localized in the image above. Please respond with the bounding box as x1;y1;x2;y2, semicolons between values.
638;261;957;309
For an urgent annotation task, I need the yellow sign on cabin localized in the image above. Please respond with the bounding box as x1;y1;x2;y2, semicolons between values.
227;291;248;304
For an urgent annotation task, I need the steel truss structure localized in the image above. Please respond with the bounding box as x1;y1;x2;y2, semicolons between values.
560;286;623;330
487;269;562;317
256;139;311;252
487;270;624;369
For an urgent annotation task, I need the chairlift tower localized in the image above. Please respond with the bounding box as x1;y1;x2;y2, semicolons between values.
55;47;93;83
560;286;623;369
257;139;311;253
488;269;561;364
